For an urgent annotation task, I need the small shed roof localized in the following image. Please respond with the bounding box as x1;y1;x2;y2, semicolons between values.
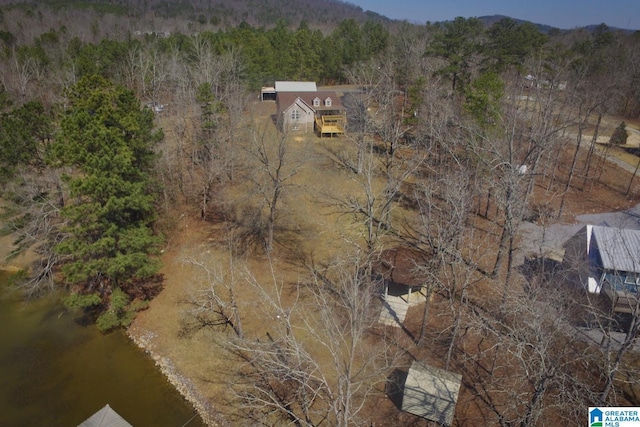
275;81;317;92
591;225;640;273
78;404;132;427
402;361;462;426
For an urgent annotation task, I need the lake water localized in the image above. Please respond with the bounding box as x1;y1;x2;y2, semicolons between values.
0;271;205;426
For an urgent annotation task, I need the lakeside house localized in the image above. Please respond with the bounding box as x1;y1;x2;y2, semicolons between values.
564;224;640;314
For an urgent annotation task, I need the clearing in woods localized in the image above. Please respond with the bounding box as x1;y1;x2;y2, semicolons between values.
130;100;640;425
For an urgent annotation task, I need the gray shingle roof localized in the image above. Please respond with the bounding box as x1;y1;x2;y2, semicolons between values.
276;91;345;114
402;361;462;426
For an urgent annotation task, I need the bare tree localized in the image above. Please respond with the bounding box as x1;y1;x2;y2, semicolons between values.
229;250;399;426
368;61;411;231
463;284;598;426
401;168;475;348
181;246;401;426
3;170;66;298
139;41;170;106
343;61;378;175
247;127;303;253
180;253;244;339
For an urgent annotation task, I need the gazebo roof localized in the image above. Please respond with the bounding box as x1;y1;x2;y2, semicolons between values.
402;361;462;426
78;404;132;427
375;247;426;288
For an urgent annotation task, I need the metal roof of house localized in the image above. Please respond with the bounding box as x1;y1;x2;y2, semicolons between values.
591;225;640;273
275;81;317;92
402;361;462;426
78;404;132;427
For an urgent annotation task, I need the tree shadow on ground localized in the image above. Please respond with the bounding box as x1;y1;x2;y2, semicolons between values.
386;368;408;410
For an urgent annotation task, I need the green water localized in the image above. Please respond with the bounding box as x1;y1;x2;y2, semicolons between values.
0;272;205;427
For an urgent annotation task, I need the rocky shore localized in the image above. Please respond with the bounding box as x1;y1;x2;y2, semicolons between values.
127;324;226;427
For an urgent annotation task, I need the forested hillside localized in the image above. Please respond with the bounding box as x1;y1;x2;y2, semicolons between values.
0;0;387;42
3;1;640;425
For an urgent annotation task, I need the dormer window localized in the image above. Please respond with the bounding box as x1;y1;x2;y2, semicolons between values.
324;97;332;107
313;97;320;107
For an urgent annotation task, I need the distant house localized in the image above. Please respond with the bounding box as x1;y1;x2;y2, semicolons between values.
402;361;462;426
563;225;640;314
523;74;567;90
273;81;346;137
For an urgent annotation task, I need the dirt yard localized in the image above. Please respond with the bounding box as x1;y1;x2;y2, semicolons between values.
129;101;640;426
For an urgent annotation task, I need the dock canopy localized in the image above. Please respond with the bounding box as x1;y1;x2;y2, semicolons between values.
78;404;132;427
402;361;462;426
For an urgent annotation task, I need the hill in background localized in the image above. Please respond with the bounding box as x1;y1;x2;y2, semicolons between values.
0;0;388;33
2;0;632;35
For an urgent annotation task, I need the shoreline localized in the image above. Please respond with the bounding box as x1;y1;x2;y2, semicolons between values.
0;222;224;426
0;265;23;273
127;324;225;427
0;263;219;425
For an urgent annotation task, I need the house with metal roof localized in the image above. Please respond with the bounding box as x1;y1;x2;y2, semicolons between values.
402;361;462;426
563;224;640;314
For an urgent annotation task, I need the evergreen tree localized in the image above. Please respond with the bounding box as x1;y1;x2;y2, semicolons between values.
484;18;547;73
610;121;629;145
464;71;504;128
0;101;51;181
52;75;163;331
428;17;484;92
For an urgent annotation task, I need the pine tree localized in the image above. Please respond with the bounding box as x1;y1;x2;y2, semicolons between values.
52;75;163;330
609;121;629;145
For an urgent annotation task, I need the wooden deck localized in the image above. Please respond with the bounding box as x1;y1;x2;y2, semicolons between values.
315;114;346;137
378;290;425;327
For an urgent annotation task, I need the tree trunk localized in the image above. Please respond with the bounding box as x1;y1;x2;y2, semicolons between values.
558;124;585;218
266;186;281;252
583;113;602;188
626;155;640;196
418;283;434;345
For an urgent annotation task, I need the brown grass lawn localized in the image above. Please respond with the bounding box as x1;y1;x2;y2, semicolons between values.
130;100;640;426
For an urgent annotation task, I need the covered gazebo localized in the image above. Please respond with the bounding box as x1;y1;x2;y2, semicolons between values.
374;247;426;301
